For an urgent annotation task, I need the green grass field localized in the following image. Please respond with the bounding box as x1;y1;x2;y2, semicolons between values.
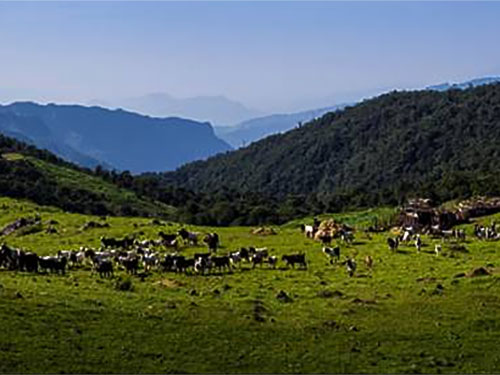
1;197;500;373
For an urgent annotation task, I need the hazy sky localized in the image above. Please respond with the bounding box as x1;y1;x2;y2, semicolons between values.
1;1;500;113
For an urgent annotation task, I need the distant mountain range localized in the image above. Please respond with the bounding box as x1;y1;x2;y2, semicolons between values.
90;93;262;126
426;76;500;91
0;103;231;173
215;104;347;148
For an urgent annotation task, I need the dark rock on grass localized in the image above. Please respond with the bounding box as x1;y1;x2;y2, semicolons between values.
114;277;134;292
431;284;444;296
253;300;268;322
323;320;340;330
165;301;177;309
317;289;343;298
351;298;377;304
468;267;491;277
454;272;466;278
276;290;293;303
416;277;437;283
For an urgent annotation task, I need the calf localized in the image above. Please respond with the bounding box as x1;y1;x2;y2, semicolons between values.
282;254;307;269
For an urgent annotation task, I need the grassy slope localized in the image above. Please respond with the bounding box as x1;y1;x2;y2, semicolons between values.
22;155;175;218
1;197;500;373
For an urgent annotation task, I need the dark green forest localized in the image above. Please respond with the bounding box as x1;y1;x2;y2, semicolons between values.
2;84;500;226
149;84;500;223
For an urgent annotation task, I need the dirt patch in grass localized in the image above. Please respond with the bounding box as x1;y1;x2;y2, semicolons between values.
155;279;186;289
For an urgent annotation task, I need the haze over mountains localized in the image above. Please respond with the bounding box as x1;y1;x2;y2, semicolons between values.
214;104;348;148
0;103;231;173
90;93;262;127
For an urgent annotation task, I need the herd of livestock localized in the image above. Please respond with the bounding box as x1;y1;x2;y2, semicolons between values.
0;227;309;278
0;217;497;280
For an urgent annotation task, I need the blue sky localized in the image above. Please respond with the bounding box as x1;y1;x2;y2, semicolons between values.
1;1;500;112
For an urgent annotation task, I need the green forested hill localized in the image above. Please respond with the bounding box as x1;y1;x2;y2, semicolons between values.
0;135;175;218
162;84;500;210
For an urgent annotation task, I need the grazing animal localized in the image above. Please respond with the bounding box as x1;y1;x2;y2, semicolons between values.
178;229;199;246
122;256;139;274
229;251;243;267
364;255;373;270
95;260;113;278
387;237;399;252
210;256;231;272
173;256;194;273
345;257;357;277
281;253;307;269
415;235;422;253
267;256;278;269
435;244;442;256
19;251;38;272
194;256;211;274
142;252;159;272
301;224;316;239
340;230;354;244
239;247;250;262
158;232;177;243
39;256;67;275
203;233;220;252
323;246;340;263
317;232;332;245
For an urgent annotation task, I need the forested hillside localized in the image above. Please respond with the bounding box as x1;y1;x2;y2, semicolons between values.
0;135;174;218
162;84;500;212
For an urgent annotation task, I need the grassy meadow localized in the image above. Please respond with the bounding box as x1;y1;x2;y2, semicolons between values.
1;197;500;373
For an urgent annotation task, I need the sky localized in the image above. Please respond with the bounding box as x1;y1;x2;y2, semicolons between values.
1;1;500;113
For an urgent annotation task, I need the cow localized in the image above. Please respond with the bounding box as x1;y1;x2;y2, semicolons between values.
323;246;340;263
158;232;177;244
317;232;332;245
178;229;199;246
194;256;211;275
95;259;113;278
387;237;399;252
267;256;278;269
19;251;38;273
364;255;373;270
435;244;442;256
281;253;307;269
415;235;422;253
203;233;220;252
301;225;316;239
210;256;231;272
345;257;356;277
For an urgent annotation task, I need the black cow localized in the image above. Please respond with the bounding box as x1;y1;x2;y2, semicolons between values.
387;237;399;252
19;252;38;272
95;260;113;278
282;254;307;269
203;233;220;252
210;256;231;272
323;246;340;263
